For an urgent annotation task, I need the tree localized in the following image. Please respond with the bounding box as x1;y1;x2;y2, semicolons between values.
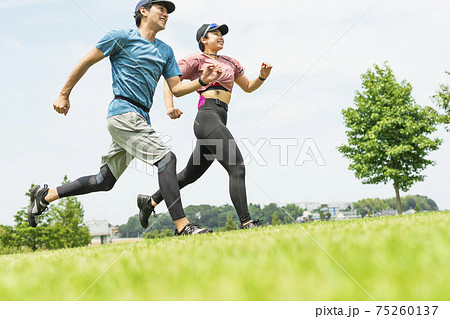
415;203;422;213
319;211;325;221
262;203;278;223
1;179;90;253
143;229;160;239
159;229;174;237
271;212;282;225
118;215;142;237
338;62;442;214
47;176;91;248
353;195;437;215
281;204;303;223
224;213;237;231
432;71;450;130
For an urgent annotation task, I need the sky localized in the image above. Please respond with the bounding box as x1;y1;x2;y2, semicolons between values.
0;0;449;226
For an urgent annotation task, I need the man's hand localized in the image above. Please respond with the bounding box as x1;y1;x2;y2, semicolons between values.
167;107;183;119
259;62;273;79
201;63;222;84
53;94;70;116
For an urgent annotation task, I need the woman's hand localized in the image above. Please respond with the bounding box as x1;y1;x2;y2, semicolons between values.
259;62;273;79
53;94;70;116
201;63;222;84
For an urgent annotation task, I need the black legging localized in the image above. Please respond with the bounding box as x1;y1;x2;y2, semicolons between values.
151;99;252;224
56;151;185;221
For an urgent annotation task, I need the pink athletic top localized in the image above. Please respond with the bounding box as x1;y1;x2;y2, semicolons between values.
178;52;245;94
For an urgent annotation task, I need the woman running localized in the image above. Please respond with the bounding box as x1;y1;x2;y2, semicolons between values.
138;23;272;231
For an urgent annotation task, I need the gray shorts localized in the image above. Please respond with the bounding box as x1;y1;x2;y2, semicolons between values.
101;112;170;179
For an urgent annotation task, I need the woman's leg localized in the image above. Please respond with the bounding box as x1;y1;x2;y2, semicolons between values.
151;142;215;205
204;123;252;225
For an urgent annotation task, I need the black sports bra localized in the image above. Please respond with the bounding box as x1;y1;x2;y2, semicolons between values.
200;84;230;93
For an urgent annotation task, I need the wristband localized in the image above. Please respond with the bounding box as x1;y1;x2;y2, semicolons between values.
198;77;208;86
259;75;267;81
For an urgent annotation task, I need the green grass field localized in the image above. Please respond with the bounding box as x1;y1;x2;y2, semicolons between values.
1;212;449;301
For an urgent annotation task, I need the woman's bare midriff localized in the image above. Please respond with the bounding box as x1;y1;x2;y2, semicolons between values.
200;89;232;105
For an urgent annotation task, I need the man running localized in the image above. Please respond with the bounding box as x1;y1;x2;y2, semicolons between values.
27;0;221;236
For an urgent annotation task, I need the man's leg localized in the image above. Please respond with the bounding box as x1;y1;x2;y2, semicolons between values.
28;165;118;227
154;151;187;231
107;112;211;234
28;141;130;228
47;165;117;202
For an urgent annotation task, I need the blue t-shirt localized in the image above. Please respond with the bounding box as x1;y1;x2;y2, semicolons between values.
96;29;182;125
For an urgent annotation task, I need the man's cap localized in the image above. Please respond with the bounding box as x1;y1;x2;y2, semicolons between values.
134;0;176;14
196;23;229;43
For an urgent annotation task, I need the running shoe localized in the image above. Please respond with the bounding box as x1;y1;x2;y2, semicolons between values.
27;184;49;228
137;194;155;228
241;216;264;229
174;223;213;236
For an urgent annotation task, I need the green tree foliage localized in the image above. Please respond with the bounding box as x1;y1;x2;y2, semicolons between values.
143;228;174;239
318;211;325;221
338;62;442;214
1;178;91;253
48;176;91;248
353;195;438;215
353;198;390;216
271;212;282;225
432;71;450;129
118;215;142;237
262;203;278;224
415;203;422;213
280;204;303;223
224;213;237;231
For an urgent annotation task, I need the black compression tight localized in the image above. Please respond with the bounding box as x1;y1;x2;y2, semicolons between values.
155;151;185;221
57;164;117;198
151;99;252;224
57;152;185;221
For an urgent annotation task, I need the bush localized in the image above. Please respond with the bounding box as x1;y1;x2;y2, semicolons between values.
0;179;91;254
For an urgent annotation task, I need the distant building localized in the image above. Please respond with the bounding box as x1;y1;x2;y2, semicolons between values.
374;209;402;216
297;211;323;223
323;206;340;217
296;202;321;211
296;201;353;216
85;219;111;245
327;202;353;211
110;226;119;236
335;211;358;220
379;209;398;216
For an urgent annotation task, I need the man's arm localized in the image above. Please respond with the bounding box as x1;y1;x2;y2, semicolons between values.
235;62;273;93
163;63;222;119
163;80;183;119
166;63;222;98
53;47;105;116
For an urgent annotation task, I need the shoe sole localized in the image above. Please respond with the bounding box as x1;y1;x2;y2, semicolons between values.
176;228;213;236
193;228;213;235
137;194;150;228
27;185;40;228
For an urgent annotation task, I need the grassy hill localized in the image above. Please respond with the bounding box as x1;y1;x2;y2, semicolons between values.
1;212;449;300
